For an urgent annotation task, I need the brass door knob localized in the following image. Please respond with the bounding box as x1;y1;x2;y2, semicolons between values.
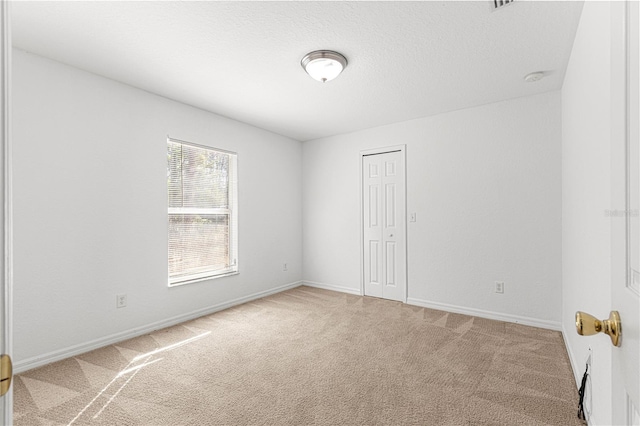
575;310;622;347
0;354;11;396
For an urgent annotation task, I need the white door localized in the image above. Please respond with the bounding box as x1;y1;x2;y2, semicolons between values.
0;1;12;423
612;2;640;424
362;148;406;302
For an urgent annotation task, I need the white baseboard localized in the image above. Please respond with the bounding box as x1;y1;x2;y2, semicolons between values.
406;297;562;331
14;281;303;373
302;280;362;296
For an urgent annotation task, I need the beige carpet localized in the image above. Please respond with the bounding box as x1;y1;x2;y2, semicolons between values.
14;286;581;425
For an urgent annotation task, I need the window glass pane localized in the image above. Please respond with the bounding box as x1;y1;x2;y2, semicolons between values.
167;142;229;209
168;214;230;280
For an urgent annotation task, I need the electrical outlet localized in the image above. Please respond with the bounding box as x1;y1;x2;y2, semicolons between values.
495;281;504;294
116;294;127;308
283;263;288;271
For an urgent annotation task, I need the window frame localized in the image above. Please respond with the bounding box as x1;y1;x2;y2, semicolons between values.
167;137;239;287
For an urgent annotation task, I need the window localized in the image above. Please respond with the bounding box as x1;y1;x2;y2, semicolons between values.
167;138;238;285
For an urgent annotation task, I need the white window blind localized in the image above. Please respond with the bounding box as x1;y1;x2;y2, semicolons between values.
167;138;238;285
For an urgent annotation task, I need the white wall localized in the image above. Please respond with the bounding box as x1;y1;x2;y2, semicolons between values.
12;49;302;369
303;91;562;328
561;2;613;425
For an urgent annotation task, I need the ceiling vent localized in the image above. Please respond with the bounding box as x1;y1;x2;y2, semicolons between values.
491;0;514;11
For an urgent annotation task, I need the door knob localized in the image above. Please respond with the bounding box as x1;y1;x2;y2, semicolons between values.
0;354;11;396
575;310;621;347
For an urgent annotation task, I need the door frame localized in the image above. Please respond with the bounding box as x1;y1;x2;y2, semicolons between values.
359;144;407;302
1;1;13;424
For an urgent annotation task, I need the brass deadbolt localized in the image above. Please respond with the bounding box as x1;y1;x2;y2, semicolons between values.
575;310;622;347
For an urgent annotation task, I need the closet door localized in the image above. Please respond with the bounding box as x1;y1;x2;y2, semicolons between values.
363;150;406;302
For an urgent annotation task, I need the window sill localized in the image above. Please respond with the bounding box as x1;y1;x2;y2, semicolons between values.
168;270;239;288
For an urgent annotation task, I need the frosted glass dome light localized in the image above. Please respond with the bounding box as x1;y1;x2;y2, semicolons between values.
301;50;348;83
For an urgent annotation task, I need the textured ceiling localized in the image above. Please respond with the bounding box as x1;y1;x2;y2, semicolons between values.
11;1;583;141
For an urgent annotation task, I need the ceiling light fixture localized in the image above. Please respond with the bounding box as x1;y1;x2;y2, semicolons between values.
301;50;348;83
